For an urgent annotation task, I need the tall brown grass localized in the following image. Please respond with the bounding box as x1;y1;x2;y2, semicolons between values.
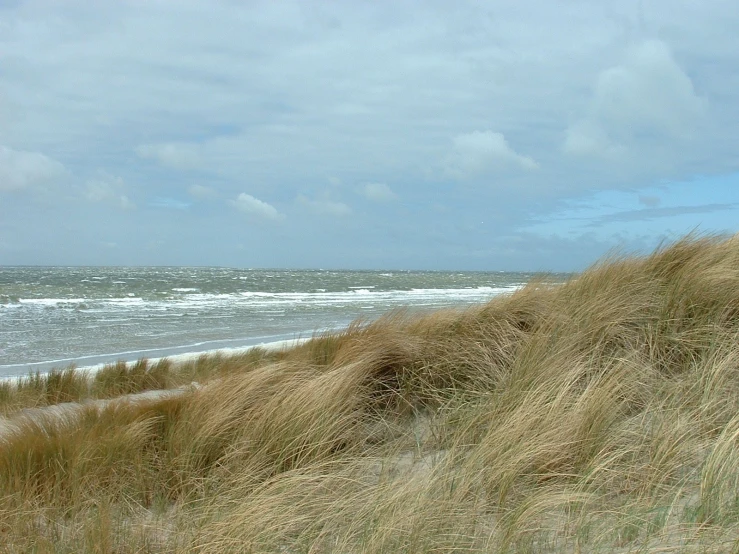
2;234;739;552
0;347;276;417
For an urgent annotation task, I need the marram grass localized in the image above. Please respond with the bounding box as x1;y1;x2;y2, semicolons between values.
0;346;277;416
2;234;739;553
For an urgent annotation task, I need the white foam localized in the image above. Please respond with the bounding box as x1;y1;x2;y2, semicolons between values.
17;298;88;306
5;285;523;314
108;297;144;305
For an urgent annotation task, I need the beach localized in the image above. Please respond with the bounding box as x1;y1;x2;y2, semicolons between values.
0;337;310;387
0;337;312;443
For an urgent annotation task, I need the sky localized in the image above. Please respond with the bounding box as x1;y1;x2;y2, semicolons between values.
1;0;738;271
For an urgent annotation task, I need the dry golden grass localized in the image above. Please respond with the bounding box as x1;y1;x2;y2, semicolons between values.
2;234;739;552
0;347;277;417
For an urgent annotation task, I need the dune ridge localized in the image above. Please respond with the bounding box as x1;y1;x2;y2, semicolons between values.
2;234;739;552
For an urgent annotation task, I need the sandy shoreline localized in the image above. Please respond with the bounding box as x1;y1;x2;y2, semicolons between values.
0;336;311;385
0;336;313;440
80;336;311;373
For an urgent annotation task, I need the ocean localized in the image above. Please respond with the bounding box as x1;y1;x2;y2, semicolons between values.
0;266;563;378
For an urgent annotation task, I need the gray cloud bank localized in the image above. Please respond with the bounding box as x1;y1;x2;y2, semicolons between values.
1;0;738;269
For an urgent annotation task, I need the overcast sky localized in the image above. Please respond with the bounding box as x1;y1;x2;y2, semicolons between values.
1;0;738;271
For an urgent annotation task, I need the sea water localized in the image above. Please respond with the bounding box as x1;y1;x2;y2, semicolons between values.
0;267;565;378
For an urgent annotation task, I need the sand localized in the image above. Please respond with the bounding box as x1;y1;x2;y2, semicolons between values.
0;337;310;441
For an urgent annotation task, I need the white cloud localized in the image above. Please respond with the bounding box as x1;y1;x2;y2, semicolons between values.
445;131;538;178
564;40;707;157
188;184;217;199
231;193;284;220
2;2;739;267
597;41;706;135
563;120;625;158
120;196;135;210
361;183;397;202
0;146;64;192
85;173;135;210
296;195;352;217
136;143;203;170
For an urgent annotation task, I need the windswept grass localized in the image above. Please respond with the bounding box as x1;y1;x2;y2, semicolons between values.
2;234;739;552
0;347;278;416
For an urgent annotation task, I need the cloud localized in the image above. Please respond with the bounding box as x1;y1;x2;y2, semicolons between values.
638;195;661;208
0;146;65;192
230;193;284;220
85;174;135;210
563;121;625;159
119;196;135;210
136;143;203;170
361;183;397;202
2;2;739;268
586;203;736;227
565;40;707;157
296;195;352;217
445;131;538;178
188;184;217;199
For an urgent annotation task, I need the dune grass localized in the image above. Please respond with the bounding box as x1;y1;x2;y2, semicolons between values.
2;234;739;552
0;346;278;416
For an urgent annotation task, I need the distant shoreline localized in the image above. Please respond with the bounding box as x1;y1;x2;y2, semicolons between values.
0;335;312;383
